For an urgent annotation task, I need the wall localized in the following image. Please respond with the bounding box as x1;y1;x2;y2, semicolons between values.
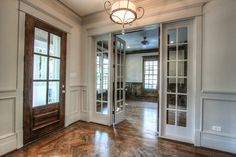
199;0;236;153
126;52;158;82
0;0;85;155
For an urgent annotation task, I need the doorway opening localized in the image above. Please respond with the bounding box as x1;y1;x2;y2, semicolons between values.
113;24;160;135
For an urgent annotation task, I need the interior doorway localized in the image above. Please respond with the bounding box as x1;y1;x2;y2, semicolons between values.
113;24;160;134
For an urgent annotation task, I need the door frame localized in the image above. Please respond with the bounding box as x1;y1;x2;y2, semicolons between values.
23;14;67;143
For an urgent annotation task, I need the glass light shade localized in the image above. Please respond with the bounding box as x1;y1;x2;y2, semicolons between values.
110;0;136;24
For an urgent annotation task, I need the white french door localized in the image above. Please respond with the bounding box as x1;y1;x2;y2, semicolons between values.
113;36;126;124
161;21;194;143
92;34;112;125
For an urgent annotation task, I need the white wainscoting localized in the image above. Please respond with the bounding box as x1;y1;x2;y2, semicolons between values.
0;96;17;156
200;97;236;153
65;85;88;126
79;86;89;122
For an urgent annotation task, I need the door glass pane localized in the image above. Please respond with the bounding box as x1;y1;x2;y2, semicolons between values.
49;57;60;80
168;29;176;44
34;28;48;54
102;103;108;114
50;34;61;57
177;95;187;110
178;61;187;76
167;94;176;109
178;78;187;93
167;61;176;76
178;27;187;43
97;41;102;52
178;45;187;60
48;81;60;104
167;78;176;93
177;111;186;127
103;90;108;101
33;82;47;107
33;55;47;80
167;110;175;125
103;40;108;52
168;46;176;60
96;102;102;112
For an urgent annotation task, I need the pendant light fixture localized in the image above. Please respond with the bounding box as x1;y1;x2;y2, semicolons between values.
104;0;144;34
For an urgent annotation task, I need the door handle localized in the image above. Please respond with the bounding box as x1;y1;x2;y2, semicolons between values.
62;90;66;94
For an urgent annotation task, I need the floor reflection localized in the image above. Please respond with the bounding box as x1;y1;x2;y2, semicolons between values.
125;100;157;138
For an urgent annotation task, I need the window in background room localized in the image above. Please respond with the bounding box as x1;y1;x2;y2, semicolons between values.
143;56;158;90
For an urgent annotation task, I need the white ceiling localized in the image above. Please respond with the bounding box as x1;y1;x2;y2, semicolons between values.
59;0;107;16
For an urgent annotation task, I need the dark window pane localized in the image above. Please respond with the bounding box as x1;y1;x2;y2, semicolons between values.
178;78;187;93
167;78;176;93
177;95;187;110
167;110;175;125
167;94;176;109
177;111;186;127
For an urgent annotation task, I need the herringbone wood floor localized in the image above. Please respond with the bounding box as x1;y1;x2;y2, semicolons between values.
4;101;235;157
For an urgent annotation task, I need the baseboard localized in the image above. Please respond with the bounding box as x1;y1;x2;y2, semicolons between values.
0;133;17;156
65;112;80;127
201;132;236;154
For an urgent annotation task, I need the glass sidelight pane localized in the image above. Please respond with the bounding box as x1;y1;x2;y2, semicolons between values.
49;57;60;80
167;94;176;109
33;55;47;80
168;29;176;44
178;61;187;76
178;78;187;93
178;45;188;60
48;81;60;104
177;111;186;127
167;110;175;125
177;95;187;110
168;46;176;60
97;90;102;100
167;61;176;76
178;27;187;43
167;78;176;93
50;34;61;57
33;82;47;107
34;28;48;55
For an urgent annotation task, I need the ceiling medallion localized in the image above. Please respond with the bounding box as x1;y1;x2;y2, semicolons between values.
104;0;144;34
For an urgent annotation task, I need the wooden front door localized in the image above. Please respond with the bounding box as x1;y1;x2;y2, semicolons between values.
23;15;66;144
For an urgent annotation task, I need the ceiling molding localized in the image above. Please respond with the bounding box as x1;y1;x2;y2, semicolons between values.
57;0;82;18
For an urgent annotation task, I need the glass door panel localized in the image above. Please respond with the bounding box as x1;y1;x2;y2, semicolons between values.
166;27;188;127
32;28;62;107
96;40;109;115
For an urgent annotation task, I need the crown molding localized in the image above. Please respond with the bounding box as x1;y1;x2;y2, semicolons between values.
20;0;81;25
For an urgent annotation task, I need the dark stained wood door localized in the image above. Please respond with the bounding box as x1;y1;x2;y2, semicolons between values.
23;15;66;144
